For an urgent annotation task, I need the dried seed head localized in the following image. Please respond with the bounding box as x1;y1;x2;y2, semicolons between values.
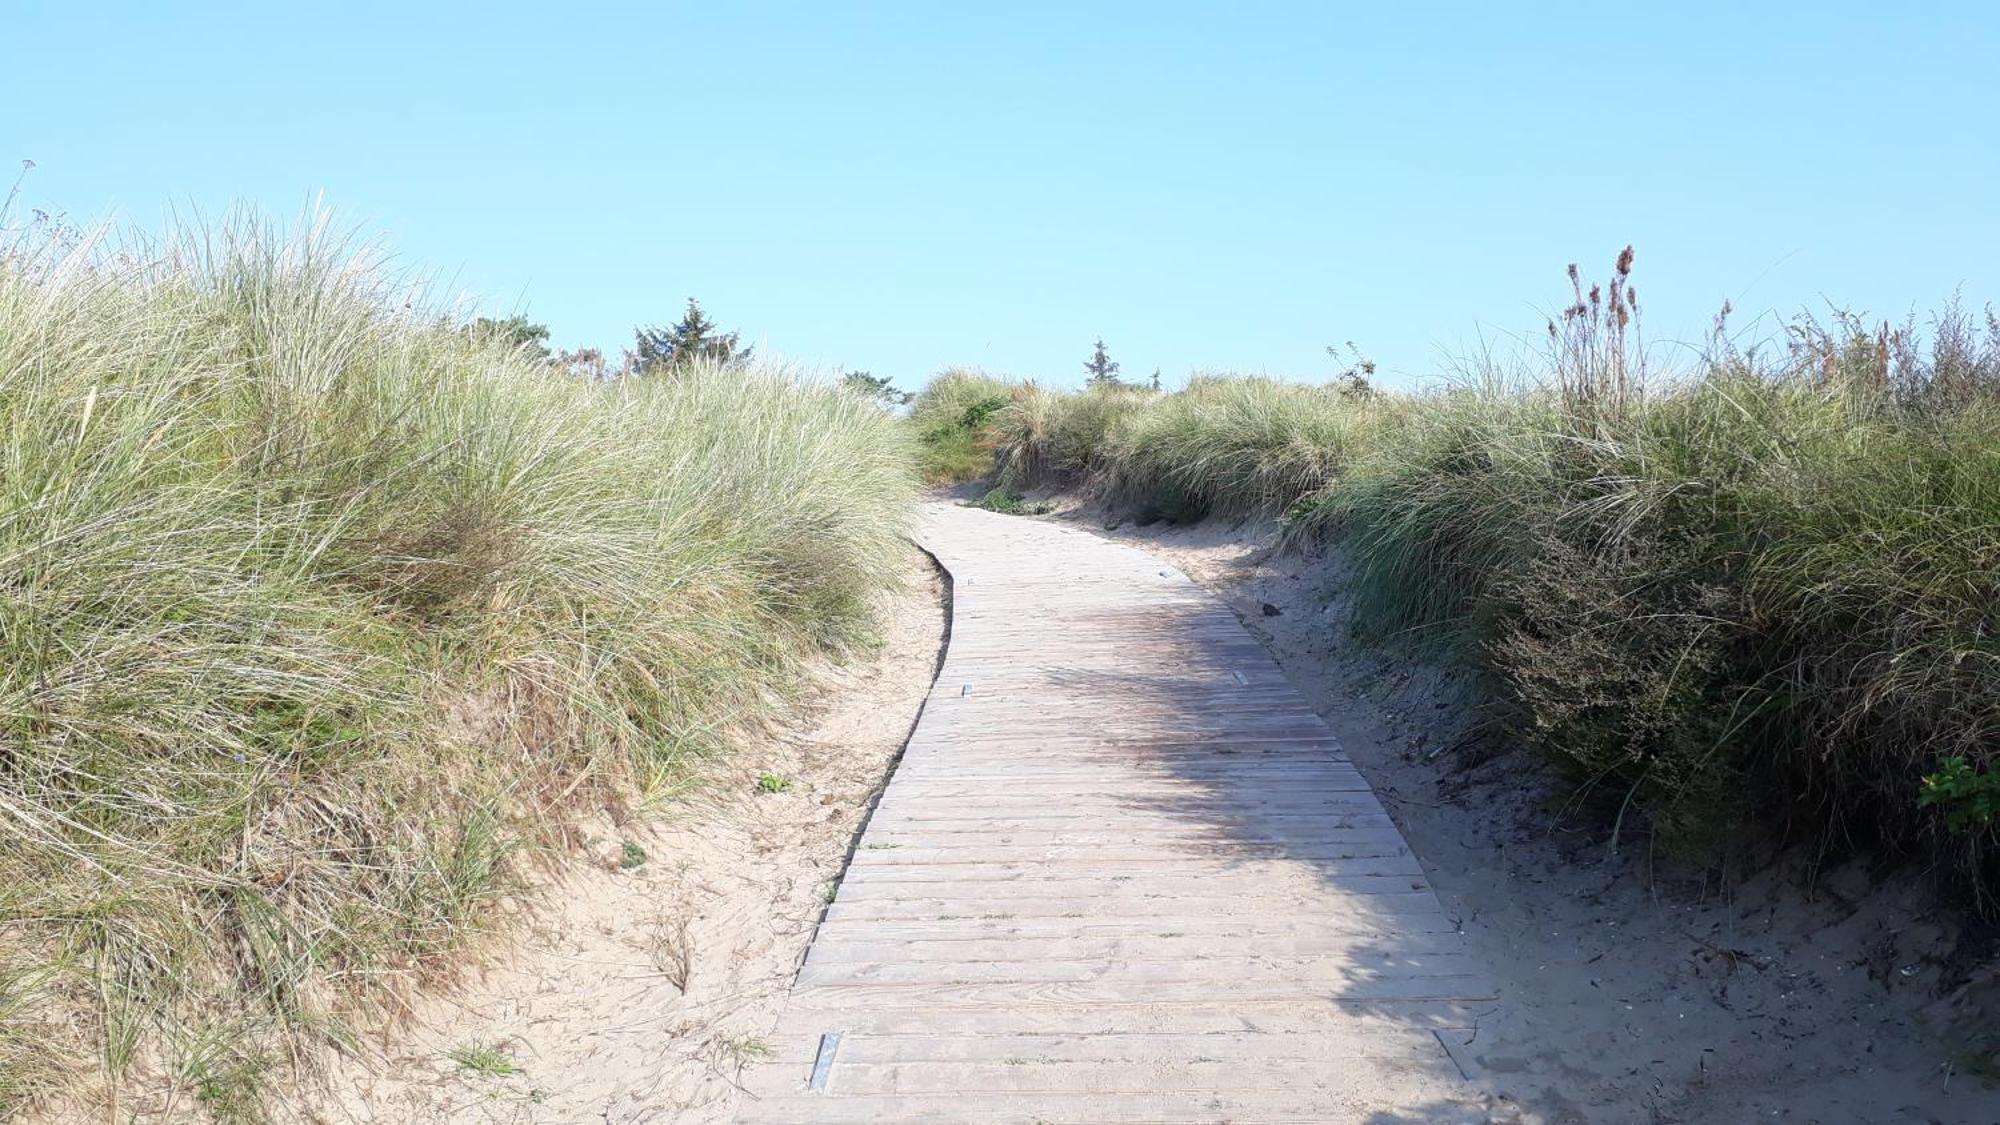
1616;246;1634;276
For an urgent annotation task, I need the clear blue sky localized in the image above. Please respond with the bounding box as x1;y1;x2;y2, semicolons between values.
6;2;1997;390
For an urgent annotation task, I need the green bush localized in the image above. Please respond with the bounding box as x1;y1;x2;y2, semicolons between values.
1320;314;2000;891
911;373;1391;519
909;368;1013;484
1103;376;1392;518
989;382;1153;489
0;211;915;1116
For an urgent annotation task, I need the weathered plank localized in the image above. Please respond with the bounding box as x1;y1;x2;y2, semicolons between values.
733;503;1495;1123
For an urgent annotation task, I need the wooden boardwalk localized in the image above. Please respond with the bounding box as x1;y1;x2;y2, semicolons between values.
735;503;1497;1123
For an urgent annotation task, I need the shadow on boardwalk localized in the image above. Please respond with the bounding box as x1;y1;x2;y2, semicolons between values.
735;504;1509;1123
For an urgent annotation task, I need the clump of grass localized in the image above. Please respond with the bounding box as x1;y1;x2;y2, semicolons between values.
972;487;1052;516
989;381;1153;490
910;372;1392;521
755;772;792;793
1101;376;1393;520
909;368;1014;483
618;841;649;870
447;1042;520;1078
722;1035;772;1062
0;208;915;1117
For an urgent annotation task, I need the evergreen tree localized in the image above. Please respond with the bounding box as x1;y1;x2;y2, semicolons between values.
470;315;552;362
842;370;912;406
1084;338;1121;386
633;298;750;375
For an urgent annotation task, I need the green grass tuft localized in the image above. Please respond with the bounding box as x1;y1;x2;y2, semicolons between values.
447;1042;520;1078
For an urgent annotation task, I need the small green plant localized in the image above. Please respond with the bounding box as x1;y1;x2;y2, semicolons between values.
974;488;1052;516
619;840;648;870
959;395;1008;429
1920;758;2000;833
756;772;792;793
720;1035;773;1064
448;1042;520;1078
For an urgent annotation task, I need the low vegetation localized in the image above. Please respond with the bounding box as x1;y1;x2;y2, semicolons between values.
908;368;1011;484
914;255;2000;905
0;211;916;1118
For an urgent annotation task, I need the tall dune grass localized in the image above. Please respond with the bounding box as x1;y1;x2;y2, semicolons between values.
908;368;1011;483
1299;298;2000;885
910;277;2000;905
972;376;1392;519
0;211;915;1118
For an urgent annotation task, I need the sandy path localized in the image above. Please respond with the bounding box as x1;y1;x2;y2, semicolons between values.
296;549;946;1124
1062;504;1998;1125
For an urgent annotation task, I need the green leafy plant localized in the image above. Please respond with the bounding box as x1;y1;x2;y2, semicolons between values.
756;772;792;793
1921;758;2000;833
973;488;1051;516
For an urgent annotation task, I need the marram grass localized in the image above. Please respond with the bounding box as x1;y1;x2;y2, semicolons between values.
911;295;2000;906
0;211;916;1118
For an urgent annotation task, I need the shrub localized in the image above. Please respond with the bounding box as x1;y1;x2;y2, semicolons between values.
0;210;915;1116
989;382;1151;490
1103;376;1392;519
1314;279;2000;895
909;368;1014;484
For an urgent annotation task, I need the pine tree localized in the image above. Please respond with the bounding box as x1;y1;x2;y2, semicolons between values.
843;370;911;406
633;298;751;375
469;315;552;362
1084;338;1121;387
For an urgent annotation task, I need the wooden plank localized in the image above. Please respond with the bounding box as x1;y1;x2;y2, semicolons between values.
759;1027;1446;1064
829;873;1433;902
795;951;1487;987
803;931;1470;966
776;976;1498;1011
765;999;1496;1041
821;894;1450;925
856;819;1403;843
847;840;1411;863
807;913;1464;942
835;855;1426;882
735;1088;1491;1124
740;1056;1468;1097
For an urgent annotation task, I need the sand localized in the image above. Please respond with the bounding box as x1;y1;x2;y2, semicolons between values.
1048;499;1999;1125
294;549;947;1124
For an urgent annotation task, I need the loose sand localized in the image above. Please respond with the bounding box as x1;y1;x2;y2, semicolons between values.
1050;499;1998;1125
296;549;946;1124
